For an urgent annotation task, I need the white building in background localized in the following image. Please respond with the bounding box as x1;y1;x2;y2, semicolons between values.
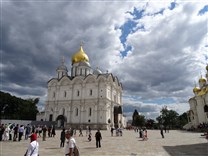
38;44;126;130
186;65;208;129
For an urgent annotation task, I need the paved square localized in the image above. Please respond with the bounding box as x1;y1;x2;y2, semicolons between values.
0;130;207;156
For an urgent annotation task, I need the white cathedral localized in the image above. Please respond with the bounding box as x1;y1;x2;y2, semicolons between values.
37;45;126;130
185;65;208;129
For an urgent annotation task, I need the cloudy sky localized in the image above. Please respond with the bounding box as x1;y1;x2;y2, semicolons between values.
1;0;208;120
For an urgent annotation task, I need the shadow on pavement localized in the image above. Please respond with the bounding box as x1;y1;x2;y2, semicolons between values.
163;142;208;156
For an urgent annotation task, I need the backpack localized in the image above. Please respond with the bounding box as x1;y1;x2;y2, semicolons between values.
74;145;80;156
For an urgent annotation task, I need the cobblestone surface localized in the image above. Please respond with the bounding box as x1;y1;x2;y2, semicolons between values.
0;130;207;156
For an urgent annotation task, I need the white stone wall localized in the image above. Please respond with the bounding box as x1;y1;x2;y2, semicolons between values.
45;73;123;129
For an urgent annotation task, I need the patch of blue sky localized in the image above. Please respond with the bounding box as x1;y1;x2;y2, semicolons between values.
119;8;144;58
143;98;176;105
169;1;176;10
198;5;208;15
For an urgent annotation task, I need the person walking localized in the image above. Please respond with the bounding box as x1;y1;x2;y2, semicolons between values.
160;127;164;138
24;133;39;156
95;129;102;148
60;128;66;148
143;129;148;141
42;125;47;141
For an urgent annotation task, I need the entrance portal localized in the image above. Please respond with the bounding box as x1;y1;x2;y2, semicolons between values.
56;115;67;128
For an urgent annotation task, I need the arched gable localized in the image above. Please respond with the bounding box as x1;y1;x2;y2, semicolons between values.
58;76;71;86
48;79;58;87
84;74;96;83
106;74;114;84
97;75;106;83
72;76;83;85
114;76;119;87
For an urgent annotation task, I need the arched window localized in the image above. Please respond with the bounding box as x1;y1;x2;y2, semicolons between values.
62;108;65;115
89;107;92;116
77;90;80;96
64;91;67;97
53;92;55;98
90;89;92;96
204;105;208;112
75;108;78;116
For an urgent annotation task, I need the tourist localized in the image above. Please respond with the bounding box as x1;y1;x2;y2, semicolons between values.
139;128;142;138
13;124;19;141
143;129;148;141
95;129;102;148
24;133;39;156
86;125;89;136
18;125;24;141
111;127;114;136
160;127;164;138
38;125;42;138
0;124;4;141
60;128;66;147
51;125;56;137
42;125;47;141
65;130;76;156
25;124;31;140
79;127;83;137
48;125;52;137
3;124;10;141
88;132;92;141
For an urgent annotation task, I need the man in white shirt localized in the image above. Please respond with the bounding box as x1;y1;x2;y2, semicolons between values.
25;133;39;156
65;130;76;156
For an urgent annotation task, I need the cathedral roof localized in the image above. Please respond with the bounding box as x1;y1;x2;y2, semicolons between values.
93;67;102;75
57;64;68;71
71;45;89;65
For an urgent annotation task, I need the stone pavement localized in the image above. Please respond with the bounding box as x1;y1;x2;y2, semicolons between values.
0;130;207;156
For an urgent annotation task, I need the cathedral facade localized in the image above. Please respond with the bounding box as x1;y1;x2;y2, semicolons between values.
186;65;208;129
41;45;125;130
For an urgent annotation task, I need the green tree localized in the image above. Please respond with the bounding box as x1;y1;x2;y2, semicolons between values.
177;112;188;129
0;91;39;120
157;107;179;129
134;114;145;127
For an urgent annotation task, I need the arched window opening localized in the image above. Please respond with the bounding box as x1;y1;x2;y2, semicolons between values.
76;108;78;116
64;91;67;97
77;90;80;96
89;107;92;116
62;108;65;115
90;89;92;96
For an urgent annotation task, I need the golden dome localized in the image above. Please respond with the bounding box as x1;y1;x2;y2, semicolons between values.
71;45;89;64
199;77;206;83
193;87;200;93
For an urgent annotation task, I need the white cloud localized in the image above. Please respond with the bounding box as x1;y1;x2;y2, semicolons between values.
2;1;207;121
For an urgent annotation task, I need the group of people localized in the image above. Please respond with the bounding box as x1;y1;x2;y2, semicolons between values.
111;127;123;136
1;123;104;156
0;123;56;142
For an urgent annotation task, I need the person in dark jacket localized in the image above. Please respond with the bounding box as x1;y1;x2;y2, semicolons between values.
95;129;102;148
60;128;66;147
